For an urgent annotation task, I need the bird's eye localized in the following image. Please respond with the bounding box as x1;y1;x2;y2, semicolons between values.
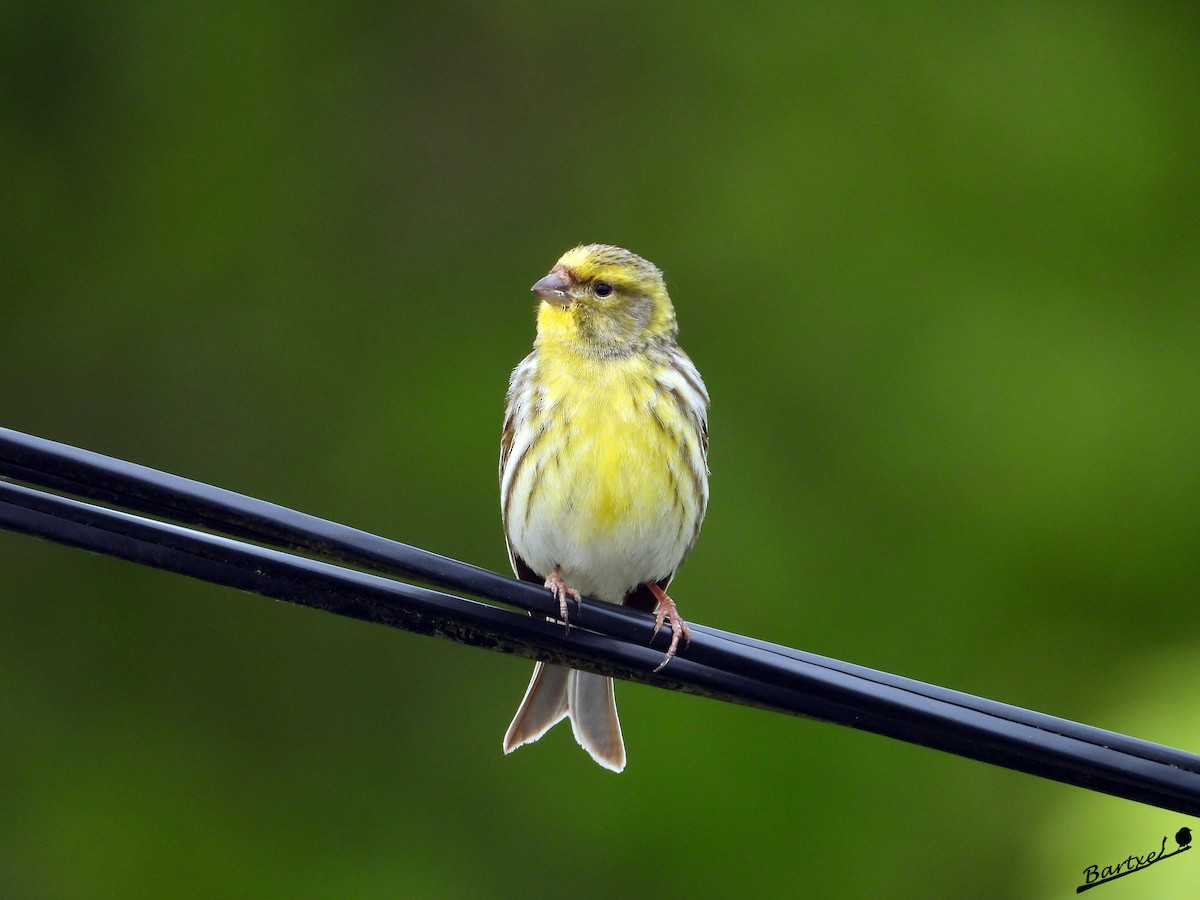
593;281;614;298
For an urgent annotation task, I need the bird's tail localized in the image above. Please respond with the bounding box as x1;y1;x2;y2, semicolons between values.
502;663;625;772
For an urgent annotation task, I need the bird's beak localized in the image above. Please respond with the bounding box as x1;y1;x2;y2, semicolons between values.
531;271;571;308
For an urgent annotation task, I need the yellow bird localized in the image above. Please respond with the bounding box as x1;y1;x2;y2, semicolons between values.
500;244;710;772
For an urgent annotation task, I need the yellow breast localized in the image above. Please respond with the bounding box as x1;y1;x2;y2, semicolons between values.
507;341;700;602
538;352;676;533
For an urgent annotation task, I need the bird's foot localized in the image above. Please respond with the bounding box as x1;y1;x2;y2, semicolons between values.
645;581;692;672
544;566;583;631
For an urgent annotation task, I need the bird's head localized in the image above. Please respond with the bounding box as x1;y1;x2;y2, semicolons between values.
531;244;678;356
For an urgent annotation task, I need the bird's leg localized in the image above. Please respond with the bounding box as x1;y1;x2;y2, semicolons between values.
645;581;692;672
544;565;583;631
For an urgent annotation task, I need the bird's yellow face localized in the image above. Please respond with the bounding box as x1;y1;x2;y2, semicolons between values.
531;244;678;356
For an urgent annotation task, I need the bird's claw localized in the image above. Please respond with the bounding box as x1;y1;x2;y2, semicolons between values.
646;581;691;672
544;566;583;632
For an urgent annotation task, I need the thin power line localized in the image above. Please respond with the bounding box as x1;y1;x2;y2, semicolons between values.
1;426;1198;815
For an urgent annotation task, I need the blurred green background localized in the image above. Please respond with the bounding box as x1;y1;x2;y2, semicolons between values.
2;2;1199;897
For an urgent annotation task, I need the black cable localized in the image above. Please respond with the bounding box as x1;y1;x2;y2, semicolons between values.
1;426;1199;815
0;426;1191;767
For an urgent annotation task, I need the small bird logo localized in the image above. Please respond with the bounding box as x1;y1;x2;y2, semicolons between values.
1176;827;1192;849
